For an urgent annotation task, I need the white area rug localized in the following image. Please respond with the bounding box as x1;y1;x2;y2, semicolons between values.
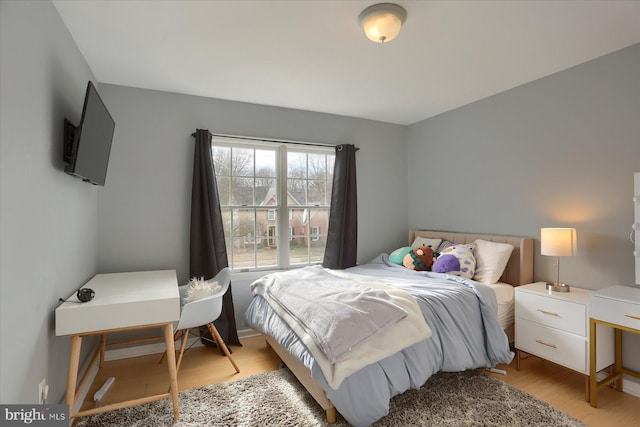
76;368;585;426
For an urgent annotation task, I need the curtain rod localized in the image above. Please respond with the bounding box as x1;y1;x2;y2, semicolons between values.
190;131;358;151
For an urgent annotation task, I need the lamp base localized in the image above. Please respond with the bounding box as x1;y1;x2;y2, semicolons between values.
546;282;570;292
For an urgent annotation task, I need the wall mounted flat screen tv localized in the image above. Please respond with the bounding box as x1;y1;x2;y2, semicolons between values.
63;81;115;186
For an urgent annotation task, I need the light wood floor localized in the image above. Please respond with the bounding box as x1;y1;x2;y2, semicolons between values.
82;336;640;426
489;353;640;426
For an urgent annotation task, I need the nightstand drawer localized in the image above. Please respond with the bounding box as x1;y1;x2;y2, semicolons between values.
591;296;640;332
516;319;586;373
516;291;586;336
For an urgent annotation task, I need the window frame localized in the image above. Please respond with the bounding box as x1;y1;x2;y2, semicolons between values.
211;136;333;272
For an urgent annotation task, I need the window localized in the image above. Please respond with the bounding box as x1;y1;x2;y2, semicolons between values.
212;137;334;271
267;226;276;247
311;226;320;242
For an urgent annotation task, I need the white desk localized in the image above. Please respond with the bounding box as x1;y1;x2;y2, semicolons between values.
589;285;640;407
55;270;181;422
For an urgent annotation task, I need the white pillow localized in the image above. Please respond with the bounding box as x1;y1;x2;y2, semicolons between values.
183;278;221;304
473;239;514;284
411;237;442;250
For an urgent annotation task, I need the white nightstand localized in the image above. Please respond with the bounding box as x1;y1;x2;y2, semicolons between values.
515;282;614;400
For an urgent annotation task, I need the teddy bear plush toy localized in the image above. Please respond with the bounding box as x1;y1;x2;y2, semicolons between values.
402;245;435;271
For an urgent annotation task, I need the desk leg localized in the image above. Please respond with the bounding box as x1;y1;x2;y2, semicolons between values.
615;328;623;392
99;334;107;368
589;318;597;407
163;324;180;420
66;335;82;419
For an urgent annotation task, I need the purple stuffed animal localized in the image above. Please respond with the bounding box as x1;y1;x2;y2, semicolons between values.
432;254;460;274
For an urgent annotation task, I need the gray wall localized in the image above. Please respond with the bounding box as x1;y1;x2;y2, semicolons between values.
0;1;99;404
96;84;408;329
407;44;640;372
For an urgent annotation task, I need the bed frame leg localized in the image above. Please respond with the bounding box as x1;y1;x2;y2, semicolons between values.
326;407;337;424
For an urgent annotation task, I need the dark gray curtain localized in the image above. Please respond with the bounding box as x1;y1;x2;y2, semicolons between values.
323;144;358;269
190;129;241;347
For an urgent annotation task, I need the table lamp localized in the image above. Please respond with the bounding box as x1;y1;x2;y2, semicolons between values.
541;227;577;292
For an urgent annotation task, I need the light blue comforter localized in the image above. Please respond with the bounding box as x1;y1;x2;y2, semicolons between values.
244;254;514;426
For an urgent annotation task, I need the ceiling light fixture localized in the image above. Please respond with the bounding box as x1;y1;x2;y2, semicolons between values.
359;3;407;44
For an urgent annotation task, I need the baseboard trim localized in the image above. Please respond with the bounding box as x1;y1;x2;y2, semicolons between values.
105;336;202;361
104;328;260;361
239;328;261;339
623;374;640;398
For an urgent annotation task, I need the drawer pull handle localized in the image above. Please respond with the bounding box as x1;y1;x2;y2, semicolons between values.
535;339;557;349
536;309;559;317
625;314;640;321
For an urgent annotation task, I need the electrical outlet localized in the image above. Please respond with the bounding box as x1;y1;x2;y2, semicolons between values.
38;378;46;404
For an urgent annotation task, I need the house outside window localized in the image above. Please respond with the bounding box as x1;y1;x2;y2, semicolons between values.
212;137;334;271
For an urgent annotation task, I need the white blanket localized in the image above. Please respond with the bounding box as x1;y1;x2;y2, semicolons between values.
251;266;408;363
251;266;432;389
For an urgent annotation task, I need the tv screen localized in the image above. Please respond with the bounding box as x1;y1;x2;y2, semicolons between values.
63;81;115;186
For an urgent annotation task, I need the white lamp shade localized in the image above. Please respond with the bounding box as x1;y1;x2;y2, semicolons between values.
359;3;407;43
541;228;577;257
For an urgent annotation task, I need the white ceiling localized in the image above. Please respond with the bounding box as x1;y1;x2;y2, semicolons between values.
52;0;640;126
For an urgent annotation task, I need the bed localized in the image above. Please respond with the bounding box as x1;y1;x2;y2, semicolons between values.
244;230;533;426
